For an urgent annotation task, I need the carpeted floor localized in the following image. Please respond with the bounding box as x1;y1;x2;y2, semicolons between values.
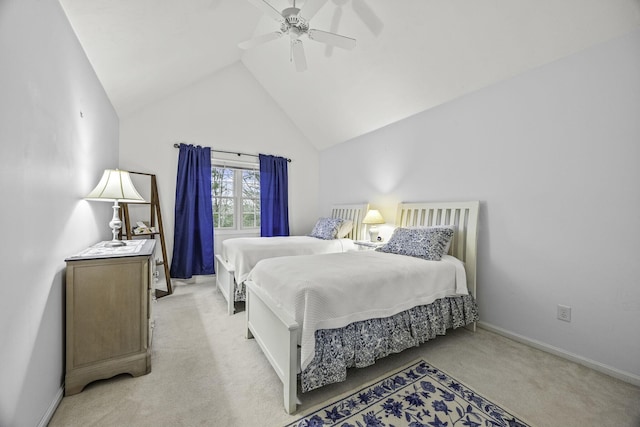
49;279;640;427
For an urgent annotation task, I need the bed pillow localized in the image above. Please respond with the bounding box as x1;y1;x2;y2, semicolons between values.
309;217;344;240
375;226;454;260
335;220;354;238
407;225;455;254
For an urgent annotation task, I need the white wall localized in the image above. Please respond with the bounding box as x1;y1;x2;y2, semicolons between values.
319;29;640;382
0;1;120;426
119;62;320;264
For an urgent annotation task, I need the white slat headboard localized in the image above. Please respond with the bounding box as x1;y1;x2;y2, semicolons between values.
396;201;480;298
330;203;369;241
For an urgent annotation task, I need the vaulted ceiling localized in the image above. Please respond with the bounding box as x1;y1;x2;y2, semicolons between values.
59;0;640;150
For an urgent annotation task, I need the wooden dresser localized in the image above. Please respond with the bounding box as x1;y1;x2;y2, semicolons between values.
64;239;156;395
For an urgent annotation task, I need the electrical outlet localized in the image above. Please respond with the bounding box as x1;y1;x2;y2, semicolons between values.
557;305;571;322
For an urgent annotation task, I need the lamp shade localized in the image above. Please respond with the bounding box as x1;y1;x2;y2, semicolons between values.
362;209;384;225
86;169;146;203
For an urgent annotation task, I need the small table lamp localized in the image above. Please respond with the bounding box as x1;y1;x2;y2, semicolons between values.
85;169;146;246
362;209;385;242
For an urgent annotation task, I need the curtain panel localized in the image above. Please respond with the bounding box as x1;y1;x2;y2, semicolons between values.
259;154;290;237
170;144;215;278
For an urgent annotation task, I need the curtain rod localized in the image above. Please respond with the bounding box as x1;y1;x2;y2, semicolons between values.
173;143;291;162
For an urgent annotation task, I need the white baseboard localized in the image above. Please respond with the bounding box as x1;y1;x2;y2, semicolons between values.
477;321;640;388
38;386;64;427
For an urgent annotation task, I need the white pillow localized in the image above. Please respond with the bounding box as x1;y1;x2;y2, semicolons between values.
335;220;354;238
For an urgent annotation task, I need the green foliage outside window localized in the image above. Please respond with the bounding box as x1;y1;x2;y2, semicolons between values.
212;166;260;230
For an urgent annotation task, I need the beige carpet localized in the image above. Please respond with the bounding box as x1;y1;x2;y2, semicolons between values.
50;279;640;427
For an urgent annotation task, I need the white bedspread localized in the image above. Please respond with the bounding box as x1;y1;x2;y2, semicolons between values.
247;250;467;371
221;236;356;284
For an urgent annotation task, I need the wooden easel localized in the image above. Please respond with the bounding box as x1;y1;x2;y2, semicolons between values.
120;172;173;298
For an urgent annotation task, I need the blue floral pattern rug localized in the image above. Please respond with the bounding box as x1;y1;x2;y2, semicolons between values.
285;359;531;427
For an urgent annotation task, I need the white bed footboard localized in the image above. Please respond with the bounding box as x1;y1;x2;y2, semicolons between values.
215;254;236;315
245;280;300;414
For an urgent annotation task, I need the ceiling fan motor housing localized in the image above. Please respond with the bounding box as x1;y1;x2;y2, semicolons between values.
281;7;309;36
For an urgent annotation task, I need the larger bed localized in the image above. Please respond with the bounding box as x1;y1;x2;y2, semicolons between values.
244;201;480;413
215;203;368;314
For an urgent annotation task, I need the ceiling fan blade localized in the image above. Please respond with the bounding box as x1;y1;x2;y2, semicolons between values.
238;31;283;49
299;0;328;21
291;40;307;72
324;4;343;57
247;0;284;22
308;29;356;50
352;0;383;36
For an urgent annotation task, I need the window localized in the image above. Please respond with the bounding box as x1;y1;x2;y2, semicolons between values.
211;164;260;230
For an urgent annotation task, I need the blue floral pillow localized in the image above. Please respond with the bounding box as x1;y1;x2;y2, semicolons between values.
376;226;454;260
309;217;344;240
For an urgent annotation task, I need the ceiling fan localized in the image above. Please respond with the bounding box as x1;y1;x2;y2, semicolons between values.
239;0;357;72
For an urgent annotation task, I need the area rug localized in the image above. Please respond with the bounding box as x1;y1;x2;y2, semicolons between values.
285;359;531;427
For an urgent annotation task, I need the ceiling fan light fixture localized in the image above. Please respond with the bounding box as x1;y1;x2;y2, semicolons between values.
289;26;303;40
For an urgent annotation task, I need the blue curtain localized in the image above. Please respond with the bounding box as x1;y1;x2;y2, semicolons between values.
170;144;215;278
259;154;290;237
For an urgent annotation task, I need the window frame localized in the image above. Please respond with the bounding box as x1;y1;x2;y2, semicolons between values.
211;160;261;235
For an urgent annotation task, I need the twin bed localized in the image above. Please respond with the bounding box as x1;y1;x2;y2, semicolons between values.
242;201;480;413
214;203;369;315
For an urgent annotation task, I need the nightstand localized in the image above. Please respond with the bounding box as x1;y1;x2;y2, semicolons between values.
354;240;385;250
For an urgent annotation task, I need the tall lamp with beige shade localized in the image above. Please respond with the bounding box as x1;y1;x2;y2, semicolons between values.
85;169;146;246
362;209;385;242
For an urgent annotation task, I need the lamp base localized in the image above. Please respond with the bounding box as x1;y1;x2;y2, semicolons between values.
107;201;124;246
368;226;379;242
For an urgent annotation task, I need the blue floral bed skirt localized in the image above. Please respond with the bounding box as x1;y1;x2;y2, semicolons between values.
235;282;247;302
301;294;479;393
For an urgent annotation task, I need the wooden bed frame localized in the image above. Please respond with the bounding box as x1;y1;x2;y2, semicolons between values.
215;203;369;315
244;201;480;414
